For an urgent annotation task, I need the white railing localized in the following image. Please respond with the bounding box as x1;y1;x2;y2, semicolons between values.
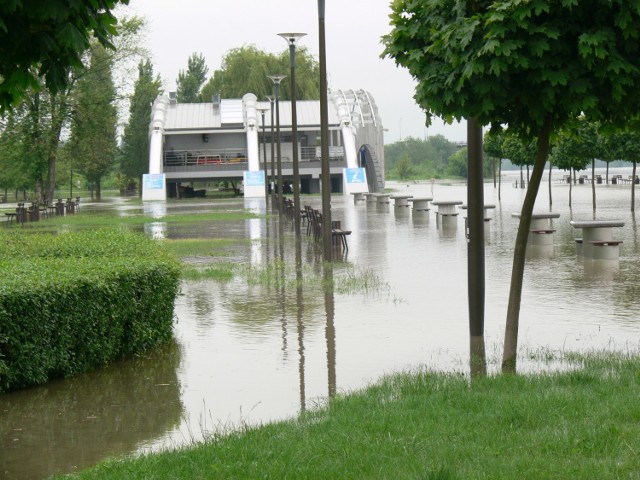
164;148;248;167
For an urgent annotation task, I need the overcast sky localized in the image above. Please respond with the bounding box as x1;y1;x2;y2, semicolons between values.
127;0;467;144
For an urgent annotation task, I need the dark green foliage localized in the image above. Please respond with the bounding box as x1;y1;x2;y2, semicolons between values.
176;52;208;103
0;0;130;111
0;229;180;393
199;45;320;102
120;60;162;184
385;135;464;179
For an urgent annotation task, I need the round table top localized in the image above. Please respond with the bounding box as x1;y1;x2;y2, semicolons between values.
569;220;625;228
511;212;560;219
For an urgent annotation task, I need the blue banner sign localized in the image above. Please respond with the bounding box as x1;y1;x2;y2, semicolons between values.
143;173;165;190
345;168;366;184
244;171;265;187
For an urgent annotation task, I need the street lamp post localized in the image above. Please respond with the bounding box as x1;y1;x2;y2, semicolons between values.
266;95;276;210
257;106;270;204
278;32;306;236
318;1;333;260
268;74;286;216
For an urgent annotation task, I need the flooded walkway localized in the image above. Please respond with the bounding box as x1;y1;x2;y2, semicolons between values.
2;170;640;479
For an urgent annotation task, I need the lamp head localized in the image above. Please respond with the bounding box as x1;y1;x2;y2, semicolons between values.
278;33;307;46
268;74;286;85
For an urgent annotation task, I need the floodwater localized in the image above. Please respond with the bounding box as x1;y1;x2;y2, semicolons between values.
3;168;640;479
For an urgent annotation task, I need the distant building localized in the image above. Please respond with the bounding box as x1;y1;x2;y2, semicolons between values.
143;90;385;200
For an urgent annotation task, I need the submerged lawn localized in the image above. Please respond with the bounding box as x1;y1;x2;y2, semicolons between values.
61;353;640;479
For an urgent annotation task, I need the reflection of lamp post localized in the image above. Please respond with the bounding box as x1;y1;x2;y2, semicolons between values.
318;1;332;260
278;32;306;236
257;106;270;203
268;74;286;216
266;95;276;210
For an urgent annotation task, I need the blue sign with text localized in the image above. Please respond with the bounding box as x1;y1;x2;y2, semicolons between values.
245;171;265;187
143;173;165;190
345;168;366;184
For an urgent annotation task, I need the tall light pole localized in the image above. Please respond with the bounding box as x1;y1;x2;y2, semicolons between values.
279;32;306;236
268;74;286;216
318;1;333;260
257;106;270;204
267;95;276;210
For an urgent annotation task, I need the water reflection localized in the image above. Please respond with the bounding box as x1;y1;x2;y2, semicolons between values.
295;238;306;413
6;169;640;479
526;244;555;259
412;210;430;227
0;343;181;480
143;201;167;219
583;259;620;280
437;214;458;237
324;264;337;398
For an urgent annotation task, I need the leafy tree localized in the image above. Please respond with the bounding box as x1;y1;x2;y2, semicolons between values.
552;126;591;208
69;44;118;200
483;129;505;200
0;15;146;202
200;45;320;101
0;86;54;203
446;147;468;178
384;135;462;179
121;60;162;186
567;119;603;211
384;0;640;373
610;128;640;211
0;109;34;198
393;153;416;179
502;131;536;188
176;53;208;103
0;0;129;111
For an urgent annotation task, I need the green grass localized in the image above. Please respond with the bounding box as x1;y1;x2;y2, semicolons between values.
60;351;640;479
16;211;260;229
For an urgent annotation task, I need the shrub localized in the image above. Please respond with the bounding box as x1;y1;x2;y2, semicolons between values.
0;229;181;392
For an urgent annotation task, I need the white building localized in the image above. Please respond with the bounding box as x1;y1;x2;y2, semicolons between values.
143;90;385;200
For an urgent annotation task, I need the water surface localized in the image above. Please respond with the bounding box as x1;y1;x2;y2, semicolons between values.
2;169;640;479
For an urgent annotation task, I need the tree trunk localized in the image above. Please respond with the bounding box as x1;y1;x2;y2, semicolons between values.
467;118;486;376
569;169;573;209
519;166;524;188
95;180;102;201
502;117;552;373
548;160;553;208
591;158;596;212
632;160;637;213
606;162;610;184
498;159;502;201
46;93;67;202
493;156;497;188
35;179;44;204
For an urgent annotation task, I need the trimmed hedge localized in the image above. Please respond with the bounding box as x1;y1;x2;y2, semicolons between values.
0;229;181;393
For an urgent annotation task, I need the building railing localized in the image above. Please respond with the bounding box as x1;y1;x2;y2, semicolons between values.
164;148;248;167
164;146;345;168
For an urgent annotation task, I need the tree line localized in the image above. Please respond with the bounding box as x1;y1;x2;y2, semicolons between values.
0;10;320;203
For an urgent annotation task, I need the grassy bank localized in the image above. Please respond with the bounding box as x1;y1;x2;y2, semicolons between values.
61;352;640;479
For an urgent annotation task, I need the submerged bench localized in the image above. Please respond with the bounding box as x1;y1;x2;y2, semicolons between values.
331;221;352;250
